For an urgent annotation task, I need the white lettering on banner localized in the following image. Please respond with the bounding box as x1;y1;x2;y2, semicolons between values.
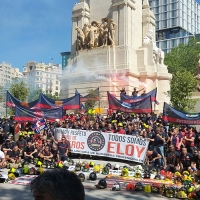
55;128;149;164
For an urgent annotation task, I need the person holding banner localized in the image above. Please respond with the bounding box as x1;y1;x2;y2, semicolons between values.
132;87;144;97
52;136;69;162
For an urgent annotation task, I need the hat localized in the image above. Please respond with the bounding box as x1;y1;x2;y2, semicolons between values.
6;139;10;142
91;21;98;26
118;123;123;127
70;112;74;115
55;119;60;122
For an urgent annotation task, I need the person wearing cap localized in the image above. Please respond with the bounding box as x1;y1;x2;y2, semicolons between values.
6;145;21;164
1;138;13;156
115;123;126;134
16;133;27;157
2;117;11;135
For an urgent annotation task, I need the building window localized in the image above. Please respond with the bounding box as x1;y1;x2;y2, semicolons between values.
56;86;58;90
56;81;59;85
163;20;167;28
163;5;167;12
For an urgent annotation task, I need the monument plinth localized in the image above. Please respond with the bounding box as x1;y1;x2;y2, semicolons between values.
60;0;172;112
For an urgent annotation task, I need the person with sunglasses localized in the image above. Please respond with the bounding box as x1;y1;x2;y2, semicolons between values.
52;136;69;162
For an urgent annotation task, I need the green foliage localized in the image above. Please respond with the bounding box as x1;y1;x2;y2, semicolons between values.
29;89;59;101
45;92;59;100
29;89;43;101
9;80;29;101
85;89;100;119
167;70;198;112
85;89;99;111
0;85;3;102
164;37;200;75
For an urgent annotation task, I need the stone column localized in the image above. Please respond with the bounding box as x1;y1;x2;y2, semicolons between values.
142;0;156;41
71;1;90;55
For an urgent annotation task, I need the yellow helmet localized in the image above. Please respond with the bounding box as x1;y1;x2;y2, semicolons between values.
37;167;44;175
89;161;94;167
99;164;104;169
183;171;190;176
9;168;16;173
57;162;63;168
19;132;24;136
93;165;100;173
118;123;123;127
121;168;129;177
177;190;187;199
8;173;16;180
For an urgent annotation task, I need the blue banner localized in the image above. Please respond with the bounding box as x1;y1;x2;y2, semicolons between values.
14;106;63;122
163;102;200;125
107;92;152;113
120;88;159;104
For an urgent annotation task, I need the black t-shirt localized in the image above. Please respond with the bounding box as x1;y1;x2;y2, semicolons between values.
132;129;141;136
192;156;200;170
1;142;15;151
40;150;51;157
165;151;180;165
148;150;159;161
146;131;155;146
57;142;68;155
51;149;58;157
24;146;35;155
155;132;165;147
0;133;8;145
2;122;11;133
17;139;27;150
180;153;193;168
8;150;20;159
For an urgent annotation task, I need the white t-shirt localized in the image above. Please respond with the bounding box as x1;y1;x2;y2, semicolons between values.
0;150;5;162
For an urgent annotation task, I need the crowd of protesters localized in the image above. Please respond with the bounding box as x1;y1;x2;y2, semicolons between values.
0;110;200;177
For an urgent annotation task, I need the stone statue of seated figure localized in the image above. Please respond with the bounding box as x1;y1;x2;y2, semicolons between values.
143;30;164;65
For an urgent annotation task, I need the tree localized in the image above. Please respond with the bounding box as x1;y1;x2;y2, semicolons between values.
9;80;29;101
29;89;59;102
85;89;100;118
45;92;59;100
28;88;43;102
0;85;3;102
164;37;200;75
167;70;198;112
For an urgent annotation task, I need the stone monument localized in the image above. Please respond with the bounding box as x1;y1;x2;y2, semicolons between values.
59;0;172;112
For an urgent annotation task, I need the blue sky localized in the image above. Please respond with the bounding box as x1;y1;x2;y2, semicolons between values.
0;0;77;70
0;0;200;71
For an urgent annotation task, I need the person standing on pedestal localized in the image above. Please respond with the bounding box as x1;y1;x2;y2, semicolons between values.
132;88;144;98
120;87;126;95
